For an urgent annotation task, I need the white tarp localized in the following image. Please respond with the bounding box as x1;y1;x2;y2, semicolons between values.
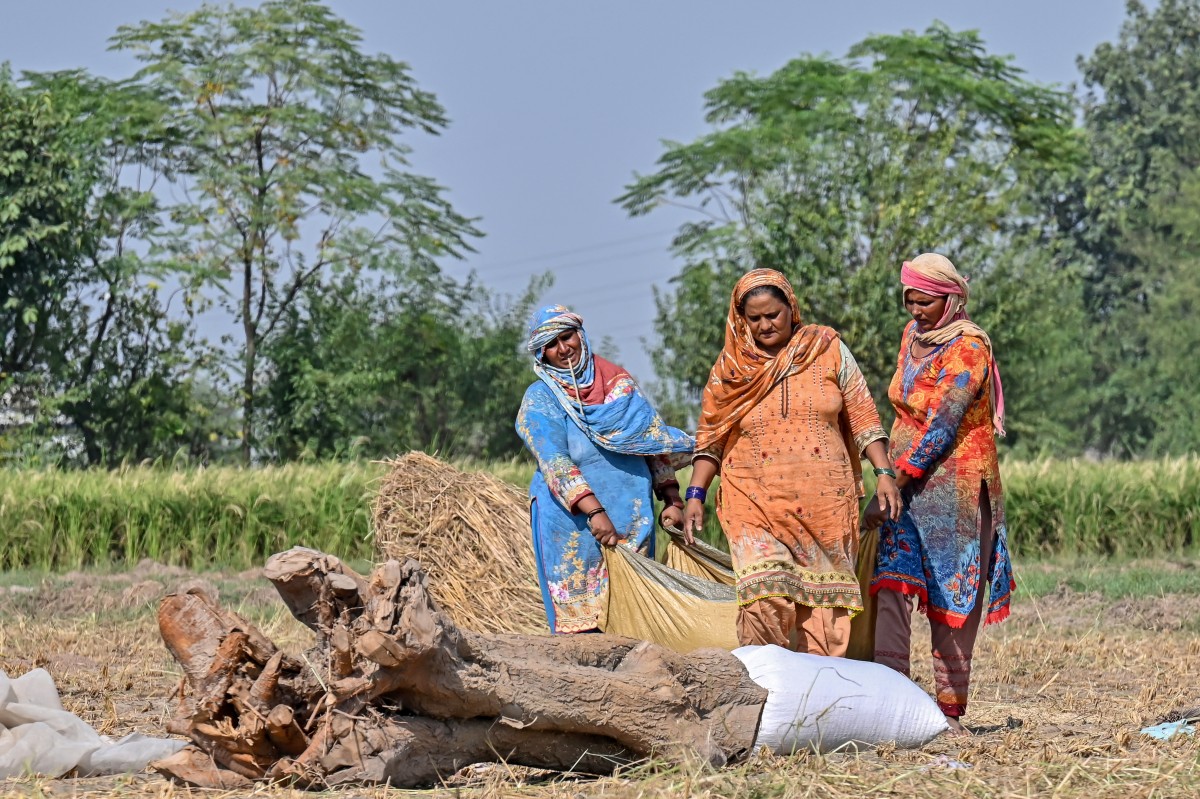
0;668;185;780
733;645;949;753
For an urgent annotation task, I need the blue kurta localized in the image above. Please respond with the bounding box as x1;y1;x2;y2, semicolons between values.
517;381;658;633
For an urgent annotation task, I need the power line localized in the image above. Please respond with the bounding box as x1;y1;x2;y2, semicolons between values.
463;228;678;272
477;245;675;283
568;290;669;311
541;281;659;305
516;277;685;318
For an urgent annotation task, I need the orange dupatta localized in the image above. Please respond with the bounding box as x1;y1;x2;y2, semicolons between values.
695;268;867;495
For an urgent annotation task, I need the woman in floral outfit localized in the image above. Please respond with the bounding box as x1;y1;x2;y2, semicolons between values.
866;253;1016;735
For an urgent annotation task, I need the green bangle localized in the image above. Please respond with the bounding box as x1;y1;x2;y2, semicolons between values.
873;466;897;479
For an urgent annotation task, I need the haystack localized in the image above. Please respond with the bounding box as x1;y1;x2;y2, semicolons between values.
370;452;545;634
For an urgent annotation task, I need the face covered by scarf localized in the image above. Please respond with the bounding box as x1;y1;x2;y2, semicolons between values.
694;269;838;453
524;304;693;456
900;252;1006;437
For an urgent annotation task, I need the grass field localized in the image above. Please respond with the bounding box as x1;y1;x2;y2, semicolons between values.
0;557;1197;797
2;456;1200;571
0;456;1198;796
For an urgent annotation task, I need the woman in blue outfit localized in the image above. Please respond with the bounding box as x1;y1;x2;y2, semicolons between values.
515;305;694;634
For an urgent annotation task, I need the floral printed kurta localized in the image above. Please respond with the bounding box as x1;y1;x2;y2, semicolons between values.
516;378;676;634
701;342;886;613
872;321;1015;627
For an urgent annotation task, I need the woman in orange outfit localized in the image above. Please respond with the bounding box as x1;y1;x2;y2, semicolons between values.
683;268;902;656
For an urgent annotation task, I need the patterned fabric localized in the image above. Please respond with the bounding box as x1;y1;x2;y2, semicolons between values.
517;304;691;634
518;380;673;633
874;589;984;714
527;304;584;355
526;304;598;392
738;597;852;656
871;321;1016;628
526;305;694;458
694;269;838;453
708;341;887;617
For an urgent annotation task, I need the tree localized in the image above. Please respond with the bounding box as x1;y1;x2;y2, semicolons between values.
1076;0;1200;454
1;68;220;465
110;0;481;462
0;66;93;382
1119;167;1200;455
619;24;1091;451
0;66;86;462
259;269;544;461
446;283;550;459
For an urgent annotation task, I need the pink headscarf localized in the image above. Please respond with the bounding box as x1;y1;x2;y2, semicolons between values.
901;254;1006;437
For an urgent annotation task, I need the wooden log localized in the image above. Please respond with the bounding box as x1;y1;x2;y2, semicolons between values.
265;705;309;757
155;546;767;788
294;716;635;787
157;586;277;684
153;747;254;790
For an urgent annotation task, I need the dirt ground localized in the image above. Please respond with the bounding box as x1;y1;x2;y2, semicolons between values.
1;560;1198;798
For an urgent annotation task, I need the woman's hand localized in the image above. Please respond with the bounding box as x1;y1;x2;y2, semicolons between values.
862;475;903;529
587;512;621;547
658;485;684;531
876;475;903;521
861;441;904;529
683;499;705;546
682;458;720;546
861;495;886;530
659;503;684;531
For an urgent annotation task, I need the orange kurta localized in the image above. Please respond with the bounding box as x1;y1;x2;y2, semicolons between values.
702;342;886;613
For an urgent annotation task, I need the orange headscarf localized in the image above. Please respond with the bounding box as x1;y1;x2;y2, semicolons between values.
695;269;839;452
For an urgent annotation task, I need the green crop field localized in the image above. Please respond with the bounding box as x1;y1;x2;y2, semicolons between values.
1;456;1198;571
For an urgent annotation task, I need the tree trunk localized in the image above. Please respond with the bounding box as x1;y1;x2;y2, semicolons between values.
155;547;767;789
241;254;256;465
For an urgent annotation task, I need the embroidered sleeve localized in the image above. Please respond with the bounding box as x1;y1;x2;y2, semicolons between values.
895;337;990;479
694;441;726;464
837;341;888;453
694;380;730;465
646;455;679;498
693;405;727;461
515;384;593;511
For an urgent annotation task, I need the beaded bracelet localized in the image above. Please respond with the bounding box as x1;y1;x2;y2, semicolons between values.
685;486;707;503
585;507;607;520
873;466;898;479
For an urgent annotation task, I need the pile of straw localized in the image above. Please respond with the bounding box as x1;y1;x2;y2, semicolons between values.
370;452;545;635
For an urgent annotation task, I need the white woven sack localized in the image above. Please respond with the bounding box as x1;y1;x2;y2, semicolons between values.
733;645;948;753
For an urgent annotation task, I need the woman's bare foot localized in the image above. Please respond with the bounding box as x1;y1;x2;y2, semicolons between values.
945;716;972;737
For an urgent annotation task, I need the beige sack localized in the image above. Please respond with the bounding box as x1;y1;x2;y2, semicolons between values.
601;538;739;652
602;531;877;660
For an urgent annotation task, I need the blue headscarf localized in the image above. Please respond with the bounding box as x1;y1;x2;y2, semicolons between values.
526;304;693;457
526;304;597;391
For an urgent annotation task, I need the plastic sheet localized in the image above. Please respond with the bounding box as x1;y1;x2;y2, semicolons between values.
603;533;878;659
1141;719;1197;741
0;668;185;779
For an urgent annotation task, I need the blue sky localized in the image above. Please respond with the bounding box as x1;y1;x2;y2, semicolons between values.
3;1;1136;381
